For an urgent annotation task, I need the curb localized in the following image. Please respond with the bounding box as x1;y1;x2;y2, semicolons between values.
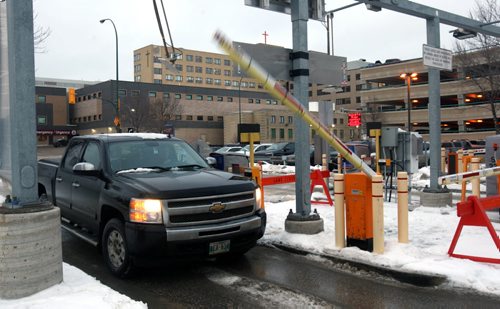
263;243;447;287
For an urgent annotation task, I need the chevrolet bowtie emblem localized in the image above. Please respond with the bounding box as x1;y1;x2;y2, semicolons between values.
209;202;226;213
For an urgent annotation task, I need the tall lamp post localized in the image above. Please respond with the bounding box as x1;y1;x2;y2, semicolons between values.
100;18;121;133
400;72;418;132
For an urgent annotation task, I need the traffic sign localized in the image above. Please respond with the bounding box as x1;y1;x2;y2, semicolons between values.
422;44;452;71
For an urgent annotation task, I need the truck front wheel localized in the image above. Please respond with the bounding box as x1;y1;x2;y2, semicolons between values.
102;218;134;278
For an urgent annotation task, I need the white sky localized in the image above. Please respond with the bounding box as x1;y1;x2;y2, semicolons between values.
32;0;478;82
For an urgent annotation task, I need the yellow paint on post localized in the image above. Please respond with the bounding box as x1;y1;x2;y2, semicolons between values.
397;171;409;243
334;173;345;248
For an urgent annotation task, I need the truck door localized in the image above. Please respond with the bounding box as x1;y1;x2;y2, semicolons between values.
71;141;104;232
55;140;85;219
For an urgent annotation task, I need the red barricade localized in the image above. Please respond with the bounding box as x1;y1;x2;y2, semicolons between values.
448;195;500;264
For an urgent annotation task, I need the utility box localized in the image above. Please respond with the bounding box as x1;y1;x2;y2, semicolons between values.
344;173;373;252
381;127;399;148
485;135;500;196
447;152;458;175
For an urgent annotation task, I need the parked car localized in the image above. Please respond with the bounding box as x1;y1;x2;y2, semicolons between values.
254;142;295;164
53;138;68;148
328;142;372;172
214;146;243;153
283;145;315;166
38;133;265;277
235;143;272;156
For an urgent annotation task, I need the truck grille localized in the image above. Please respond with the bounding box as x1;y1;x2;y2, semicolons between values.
164;191;256;227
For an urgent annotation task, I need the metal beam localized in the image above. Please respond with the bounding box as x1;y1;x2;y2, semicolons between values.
354;0;500;37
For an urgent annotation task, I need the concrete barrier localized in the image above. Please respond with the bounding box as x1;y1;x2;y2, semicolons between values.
0;204;63;299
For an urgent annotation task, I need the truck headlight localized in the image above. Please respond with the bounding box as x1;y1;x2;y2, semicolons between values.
129;198;163;224
255;187;263;209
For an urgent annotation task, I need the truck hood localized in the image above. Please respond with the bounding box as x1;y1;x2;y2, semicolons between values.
115;168;255;199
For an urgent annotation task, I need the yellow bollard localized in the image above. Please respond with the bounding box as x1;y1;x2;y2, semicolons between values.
397;172;408;243
471;157;481;197
372;174;384;254
457;149;464;173
441;147;446;174
334;173;345;248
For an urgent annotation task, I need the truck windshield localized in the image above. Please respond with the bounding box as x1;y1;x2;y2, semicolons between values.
108;139;209;173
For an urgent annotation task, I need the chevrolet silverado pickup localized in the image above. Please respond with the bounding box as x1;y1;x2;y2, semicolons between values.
38;133;266;277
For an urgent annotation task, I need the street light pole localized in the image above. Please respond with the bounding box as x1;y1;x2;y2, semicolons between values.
100;18;121;133
400;72;418;132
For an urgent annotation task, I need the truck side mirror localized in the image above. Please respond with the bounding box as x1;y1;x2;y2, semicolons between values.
206;157;217;166
73;162;100;177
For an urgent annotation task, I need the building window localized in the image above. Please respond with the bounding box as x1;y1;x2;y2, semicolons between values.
224;59;231;66
217;116;223;121
37;115;47;125
266;99;272;104
134;64;141;72
271;115;276;123
288;129;293;139
227;97;233;102
196;95;203;100
154;79;161;84
206;78;213;84
271;128;276;139
280;116;285;123
195;56;202;63
131;90;140;96
217;96;223;102
224;70;231;76
215;79;221;85
195;77;203;84
148;91;156;97
134;53;140;61
197;115;203;120
163;92;169;99
340;118;344;125
175;115;182;120
255;99;261;104
249;82;256;88
356;73;361;80
37;95;46;103
206;67;213;74
207;96;213;101
214;58;221;65
195;66;203;73
175;93;181;99
205;57;213;64
288;116;293;123
186;115;193;120
347;75;351;81
241;81;248;88
214;69;221;75
187;65;194;72
280;128;285;139
232;81;239;87
248;98;254;103
187;76;194;83
175;64;183;71
154;68;162;74
207;116;214;121
134;75;141;82
175;75;183;82
224;80;231;86
186;55;193;61
118;89;127;96
186;94;192;100
356;96;361;103
166;74;173;81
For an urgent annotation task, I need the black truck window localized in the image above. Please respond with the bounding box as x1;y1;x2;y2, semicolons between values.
82;142;101;169
63;142;84;170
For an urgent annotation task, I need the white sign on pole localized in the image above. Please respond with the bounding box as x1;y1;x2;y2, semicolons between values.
422;44;453;71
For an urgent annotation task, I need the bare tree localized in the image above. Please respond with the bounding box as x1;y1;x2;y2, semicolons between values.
454;0;500;133
33;12;51;53
148;96;183;133
121;96;150;133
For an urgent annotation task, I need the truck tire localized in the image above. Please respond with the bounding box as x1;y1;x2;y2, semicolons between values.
102;218;134;278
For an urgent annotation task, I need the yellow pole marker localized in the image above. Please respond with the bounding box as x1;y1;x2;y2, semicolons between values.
397;171;409;243
334;173;345;248
213;30;376;179
471;157;481;197
372;174;384;254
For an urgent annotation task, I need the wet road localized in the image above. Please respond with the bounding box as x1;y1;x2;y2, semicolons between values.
61;229;500;308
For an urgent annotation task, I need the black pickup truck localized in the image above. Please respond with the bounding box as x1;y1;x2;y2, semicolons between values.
38;133;266;277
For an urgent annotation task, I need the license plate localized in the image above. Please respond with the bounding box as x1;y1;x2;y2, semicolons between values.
209;240;230;255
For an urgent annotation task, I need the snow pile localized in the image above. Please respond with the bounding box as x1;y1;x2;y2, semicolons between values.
0;264;146;308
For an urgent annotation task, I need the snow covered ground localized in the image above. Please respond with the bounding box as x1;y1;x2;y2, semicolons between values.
1;164;499;307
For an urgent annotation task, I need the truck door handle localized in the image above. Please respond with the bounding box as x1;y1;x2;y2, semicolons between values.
56;177;63;182
72;182;80;188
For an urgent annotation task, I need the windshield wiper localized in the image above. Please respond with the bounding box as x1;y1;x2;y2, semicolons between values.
143;166;172;172
174;164;205;169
